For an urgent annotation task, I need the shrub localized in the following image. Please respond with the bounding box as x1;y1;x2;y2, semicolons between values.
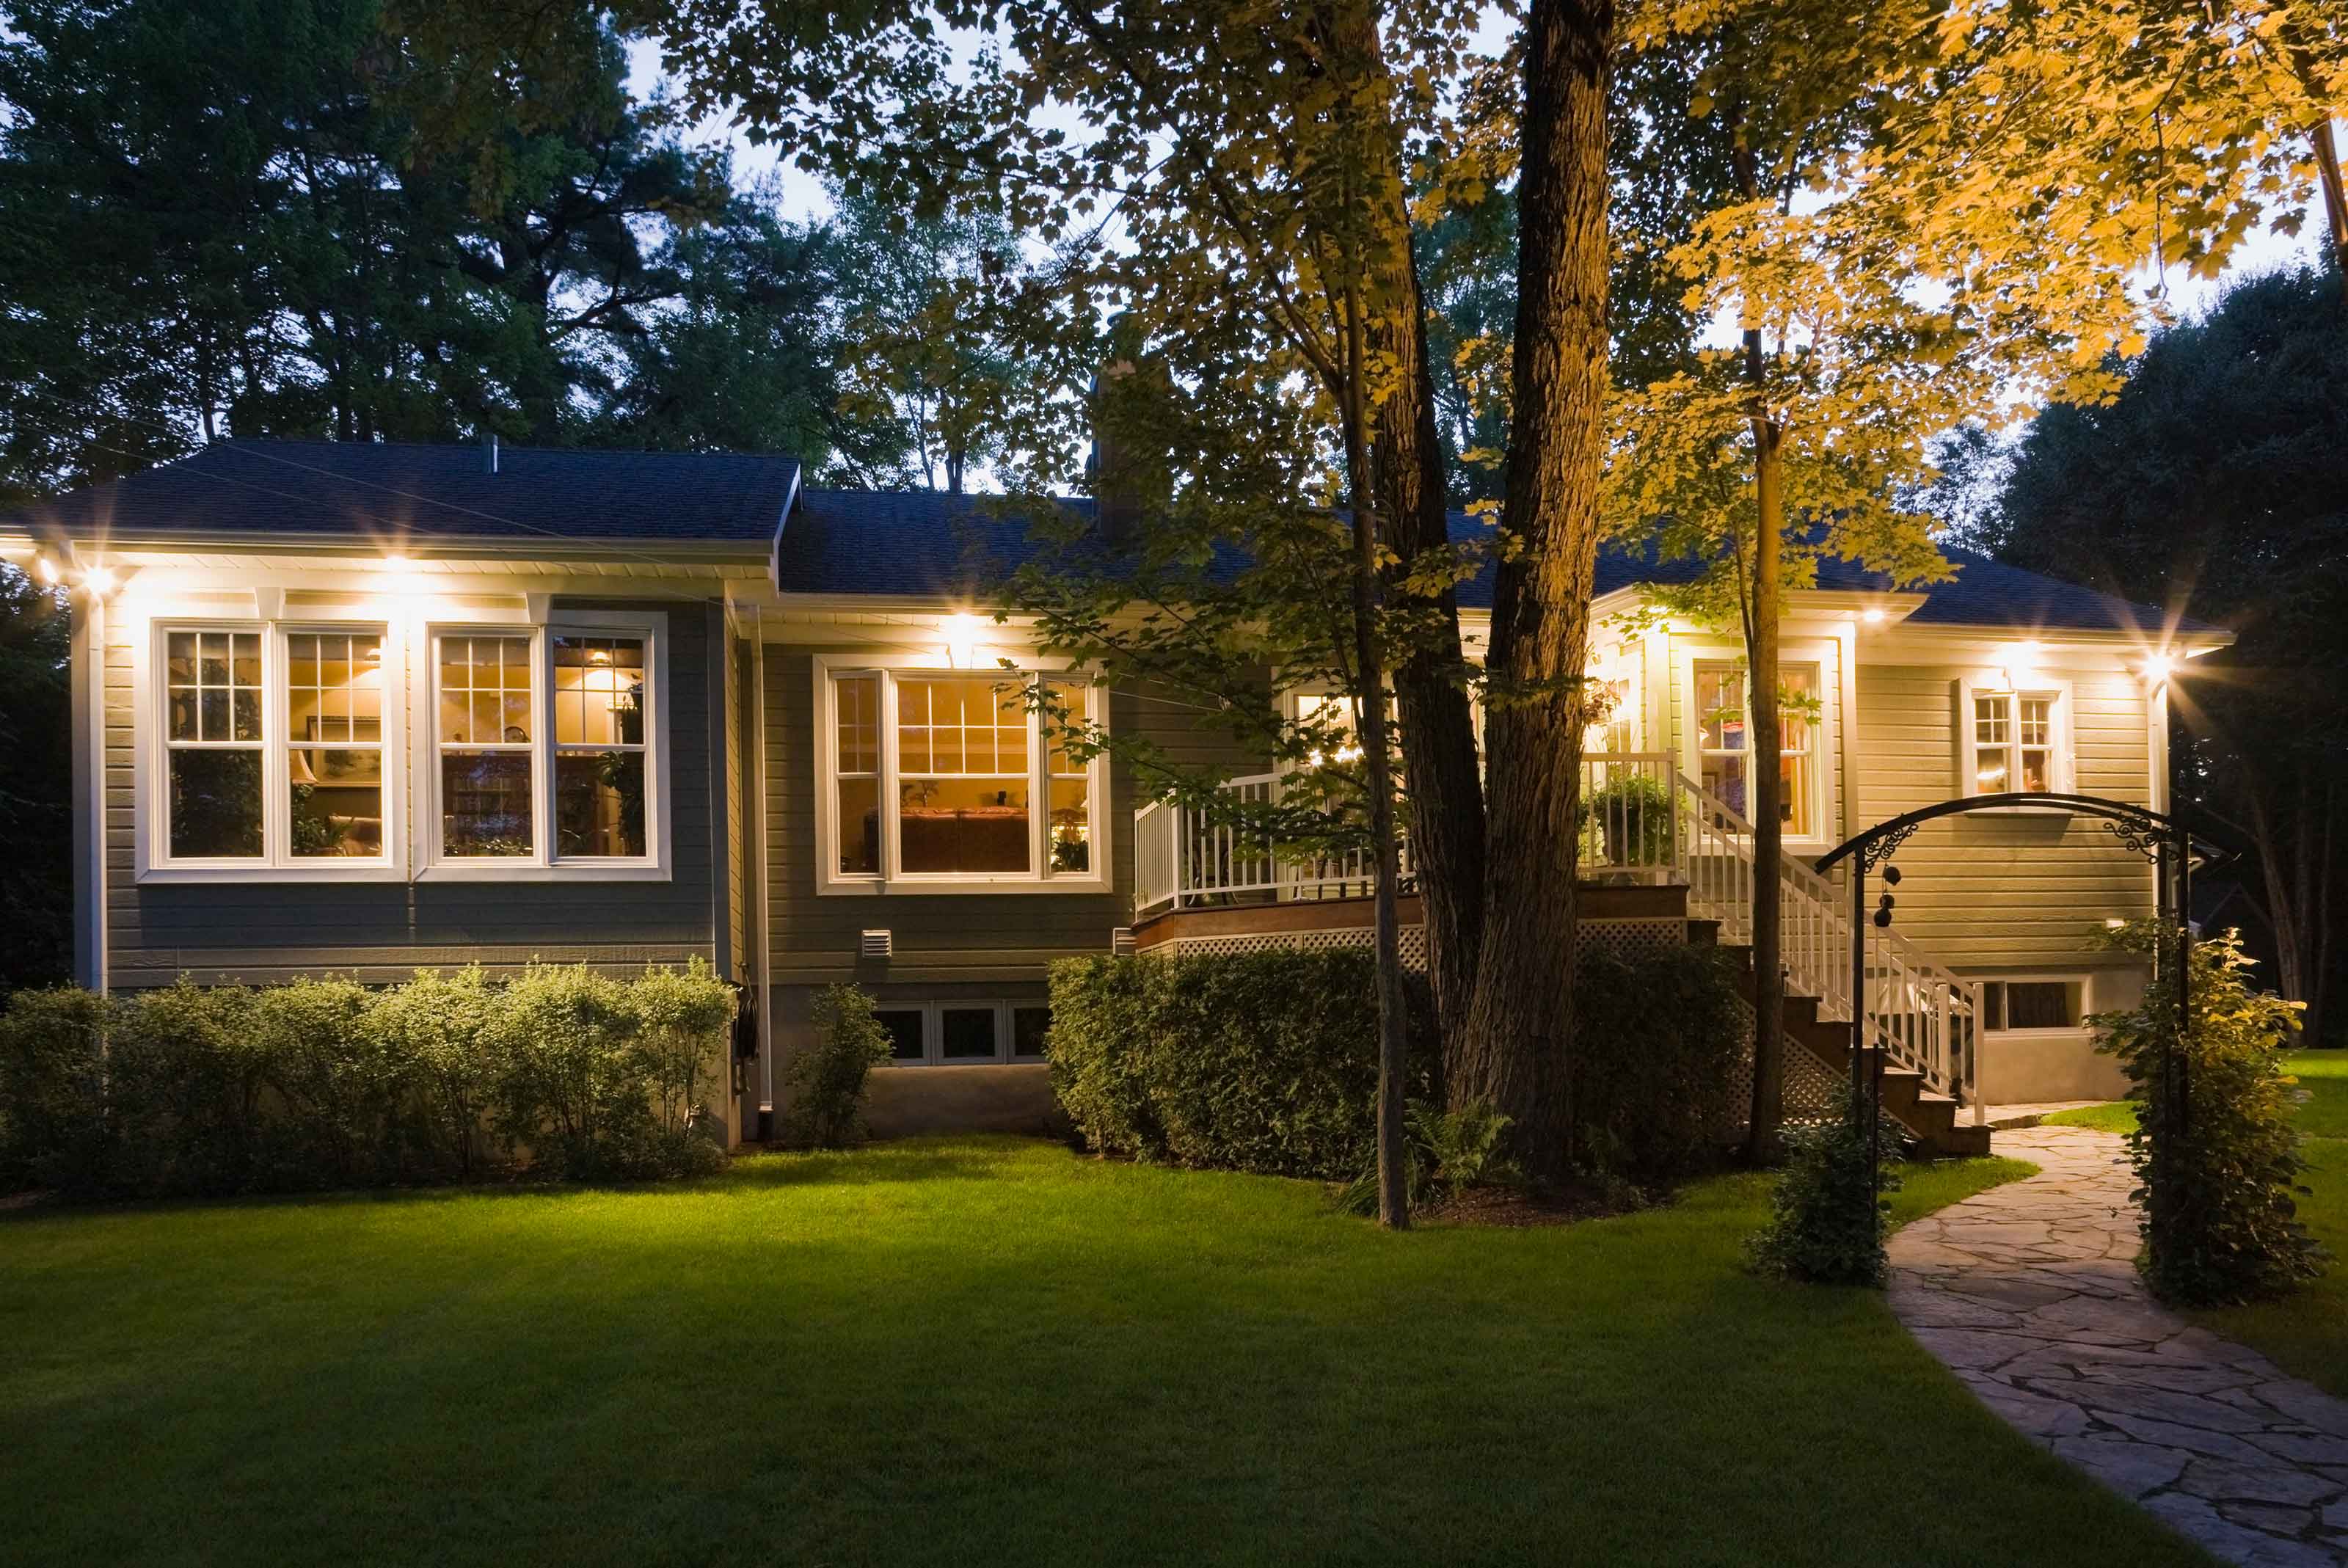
1048;948;1438;1181
2094;922;2323;1306
1746;1084;1905;1286
368;967;504;1179
784;985;894;1148
1578;773;1674;869
0;986;115;1194
0;963;736;1198
1335;1097;1517;1217
1570;943;1746;1178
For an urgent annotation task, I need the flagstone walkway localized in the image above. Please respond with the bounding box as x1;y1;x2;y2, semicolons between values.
1889;1125;2348;1567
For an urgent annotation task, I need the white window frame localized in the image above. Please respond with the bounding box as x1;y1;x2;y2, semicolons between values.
869;999;1054;1066
1979;973;2094;1037
134;616;406;883
417;610;672;882
1953;677;2076;803
1680;647;1834;850
813;654;1111;896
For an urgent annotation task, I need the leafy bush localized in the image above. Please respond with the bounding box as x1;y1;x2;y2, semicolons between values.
1578;773;1674;868
0;963;735;1198
1048;948;1439;1180
1335;1097;1516;1217
1746;1084;1905;1286
2094;922;2323;1306
784;985;894;1148
1570;943;1746;1178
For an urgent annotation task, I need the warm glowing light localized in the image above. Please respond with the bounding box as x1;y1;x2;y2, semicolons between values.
2143;652;2177;682
589;649;611;665
1860;606;1887;624
942;612;984;668
82;565;116;597
33;555;59;586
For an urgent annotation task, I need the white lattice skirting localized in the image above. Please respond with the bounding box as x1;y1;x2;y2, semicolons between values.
1141;916;1686;969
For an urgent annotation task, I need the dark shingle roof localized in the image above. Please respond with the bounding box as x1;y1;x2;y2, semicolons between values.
10;440;799;548
776;489;2221;636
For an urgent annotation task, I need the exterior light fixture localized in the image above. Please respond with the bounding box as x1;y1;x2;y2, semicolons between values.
81;565;117;597
1861;606;1887;624
33;555;59;586
942;612;983;668
2143;652;2176;682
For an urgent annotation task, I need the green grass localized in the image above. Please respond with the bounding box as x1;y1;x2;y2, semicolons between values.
2192;1049;2348;1397
2040;1101;2141;1134
0;1140;2210;1568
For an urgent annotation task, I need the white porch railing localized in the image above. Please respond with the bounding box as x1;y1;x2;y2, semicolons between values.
1128;758;1981;1117
1673;773;1983;1119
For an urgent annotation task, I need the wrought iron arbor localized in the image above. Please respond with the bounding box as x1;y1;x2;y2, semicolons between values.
1813;792;2234;1199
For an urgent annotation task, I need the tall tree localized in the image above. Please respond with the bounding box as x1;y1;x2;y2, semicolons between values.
1984;266;2348;1043
644;0;1616;1186
0;565;70;995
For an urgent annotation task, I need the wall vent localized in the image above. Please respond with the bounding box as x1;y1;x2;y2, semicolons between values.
1110;927;1136;958
859;929;893;959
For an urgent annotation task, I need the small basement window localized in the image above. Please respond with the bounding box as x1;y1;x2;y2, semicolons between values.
872;1001;1053;1065
1982;978;2087;1032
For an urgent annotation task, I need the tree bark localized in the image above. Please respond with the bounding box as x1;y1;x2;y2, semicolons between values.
1373;236;1488;1058
1341;278;1413;1230
1744;410;1786;1163
1448;0;1612;1186
2313;118;2348;305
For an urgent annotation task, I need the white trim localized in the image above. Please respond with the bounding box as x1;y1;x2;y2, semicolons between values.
417;608;673;881
1675;639;1839;855
1951;674;2078;806
811;652;1112;897
134;613;408;883
1978;972;2096;1037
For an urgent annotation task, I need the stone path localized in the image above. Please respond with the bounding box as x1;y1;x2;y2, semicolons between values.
1983;1100;2104;1128
1889;1125;2348;1567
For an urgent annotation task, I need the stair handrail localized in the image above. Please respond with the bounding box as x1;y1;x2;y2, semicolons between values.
1672;773;1982;1110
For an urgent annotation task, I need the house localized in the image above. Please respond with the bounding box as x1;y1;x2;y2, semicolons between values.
1;439;2229;1150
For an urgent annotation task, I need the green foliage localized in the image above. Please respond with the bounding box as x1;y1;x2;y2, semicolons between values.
1334;1096;1517;1217
0;964;734;1198
1746;1085;1905;1287
1046;949;1439;1181
1570;944;1749;1178
784;985;894;1150
1578;772;1674;869
2094;922;2324;1306
0;565;69;995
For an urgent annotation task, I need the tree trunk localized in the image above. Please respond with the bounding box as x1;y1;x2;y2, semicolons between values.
1744;413;1786;1163
1448;0;1612;1186
1374;236;1488;1058
2308;117;2347;306
1341;281;1413;1230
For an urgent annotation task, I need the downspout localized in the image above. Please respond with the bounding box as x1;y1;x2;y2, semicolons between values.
748;602;775;1123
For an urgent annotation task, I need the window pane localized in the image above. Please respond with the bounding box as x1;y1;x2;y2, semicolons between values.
2019;697;2052;748
2019;748;2051;793
1703;752;1747;818
835;674;879;773
554;637;645;746
440;751;533;856
554;751;646;857
1012;1005;1051;1060
1975;748;2010;791
940;1006;999;1060
439;635;532;745
291;749;383;858
875;1008;925;1062
1778;754;1812;836
837;776;880;875
1697;665;1745;752
1048;776;1091;874
1975;694;2009;745
898;676;1027;776
2005;981;2078;1029
1044;682;1087;774
169;749;263;858
899;779;1031;874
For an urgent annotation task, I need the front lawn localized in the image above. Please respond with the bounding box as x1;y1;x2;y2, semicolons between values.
0;1140;2206;1567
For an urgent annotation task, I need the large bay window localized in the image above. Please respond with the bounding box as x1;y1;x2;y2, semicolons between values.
138;608;665;881
818;661;1106;892
1694;659;1821;838
150;623;395;874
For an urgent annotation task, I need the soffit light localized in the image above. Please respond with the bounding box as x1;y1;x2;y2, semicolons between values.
942;613;984;668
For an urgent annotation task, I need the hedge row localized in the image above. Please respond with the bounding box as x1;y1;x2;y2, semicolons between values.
0;961;736;1198
1046;941;1746;1183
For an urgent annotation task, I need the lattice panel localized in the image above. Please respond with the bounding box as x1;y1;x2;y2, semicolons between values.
1579;918;1687;962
